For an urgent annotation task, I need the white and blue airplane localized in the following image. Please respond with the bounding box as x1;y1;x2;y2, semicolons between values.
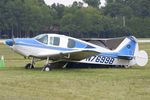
4;33;148;71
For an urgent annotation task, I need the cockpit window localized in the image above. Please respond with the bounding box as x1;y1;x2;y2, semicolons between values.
68;39;75;48
34;34;48;44
49;37;60;46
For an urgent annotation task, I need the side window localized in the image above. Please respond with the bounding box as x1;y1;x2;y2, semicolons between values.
49;37;60;46
68;39;75;48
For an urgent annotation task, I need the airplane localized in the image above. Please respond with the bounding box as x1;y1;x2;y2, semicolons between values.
4;33;148;71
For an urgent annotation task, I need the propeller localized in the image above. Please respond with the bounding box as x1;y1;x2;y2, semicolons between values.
11;26;16;45
11;33;16;45
4;27;16;46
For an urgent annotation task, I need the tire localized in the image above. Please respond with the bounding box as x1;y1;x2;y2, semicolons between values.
45;66;50;71
25;63;34;69
43;64;52;71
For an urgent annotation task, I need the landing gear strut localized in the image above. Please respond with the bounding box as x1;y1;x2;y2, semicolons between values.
42;63;52;71
25;63;34;69
25;57;66;71
42;57;52;71
25;58;35;69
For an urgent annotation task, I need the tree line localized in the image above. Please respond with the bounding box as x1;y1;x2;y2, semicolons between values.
0;0;149;38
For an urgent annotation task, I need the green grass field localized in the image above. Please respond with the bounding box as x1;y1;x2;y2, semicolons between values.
0;43;150;100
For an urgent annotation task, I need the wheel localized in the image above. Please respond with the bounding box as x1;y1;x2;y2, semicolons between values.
124;65;130;68
43;64;52;71
45;66;50;71
25;63;34;69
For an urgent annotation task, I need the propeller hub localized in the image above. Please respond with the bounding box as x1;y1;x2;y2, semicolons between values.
4;39;14;46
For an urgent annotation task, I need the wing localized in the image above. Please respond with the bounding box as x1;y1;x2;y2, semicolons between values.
61;50;99;60
34;49;98;61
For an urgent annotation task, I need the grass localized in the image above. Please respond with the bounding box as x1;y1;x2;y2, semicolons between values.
0;43;150;100
138;38;150;40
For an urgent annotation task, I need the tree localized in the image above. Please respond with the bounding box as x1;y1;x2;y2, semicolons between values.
0;0;52;38
105;0;150;18
104;0;133;17
103;0;150;37
60;6;116;38
0;0;150;38
50;3;65;32
128;0;150;17
83;0;101;8
72;1;83;8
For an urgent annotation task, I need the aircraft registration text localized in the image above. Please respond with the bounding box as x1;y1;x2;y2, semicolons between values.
85;56;114;64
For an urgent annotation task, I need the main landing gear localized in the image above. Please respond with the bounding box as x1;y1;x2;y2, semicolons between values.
25;58;35;69
25;57;52;71
25;57;68;71
42;57;52;71
25;63;34;69
25;57;54;71
42;63;52;71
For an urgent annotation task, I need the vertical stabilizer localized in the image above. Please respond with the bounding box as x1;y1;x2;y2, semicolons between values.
115;36;137;60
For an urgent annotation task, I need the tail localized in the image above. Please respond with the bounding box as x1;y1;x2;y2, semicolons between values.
115;36;137;60
114;36;148;67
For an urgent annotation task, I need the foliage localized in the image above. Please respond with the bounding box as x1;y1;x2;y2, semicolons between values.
83;0;101;8
103;0;150;37
60;7;104;37
127;17;150;37
0;0;150;38
0;0;52;38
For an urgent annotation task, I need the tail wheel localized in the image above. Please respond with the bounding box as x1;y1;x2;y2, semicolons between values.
124;65;130;68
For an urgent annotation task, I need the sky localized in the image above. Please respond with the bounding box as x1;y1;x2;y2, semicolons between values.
44;0;106;7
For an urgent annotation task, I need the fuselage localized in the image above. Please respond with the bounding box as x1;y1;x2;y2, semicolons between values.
5;34;111;57
4;33;148;67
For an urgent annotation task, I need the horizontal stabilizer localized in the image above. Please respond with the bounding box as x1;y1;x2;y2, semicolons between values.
118;55;133;60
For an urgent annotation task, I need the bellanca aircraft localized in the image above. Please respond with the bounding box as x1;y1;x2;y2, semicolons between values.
4;33;148;71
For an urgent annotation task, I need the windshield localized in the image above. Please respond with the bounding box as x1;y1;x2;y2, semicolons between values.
34;34;48;44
